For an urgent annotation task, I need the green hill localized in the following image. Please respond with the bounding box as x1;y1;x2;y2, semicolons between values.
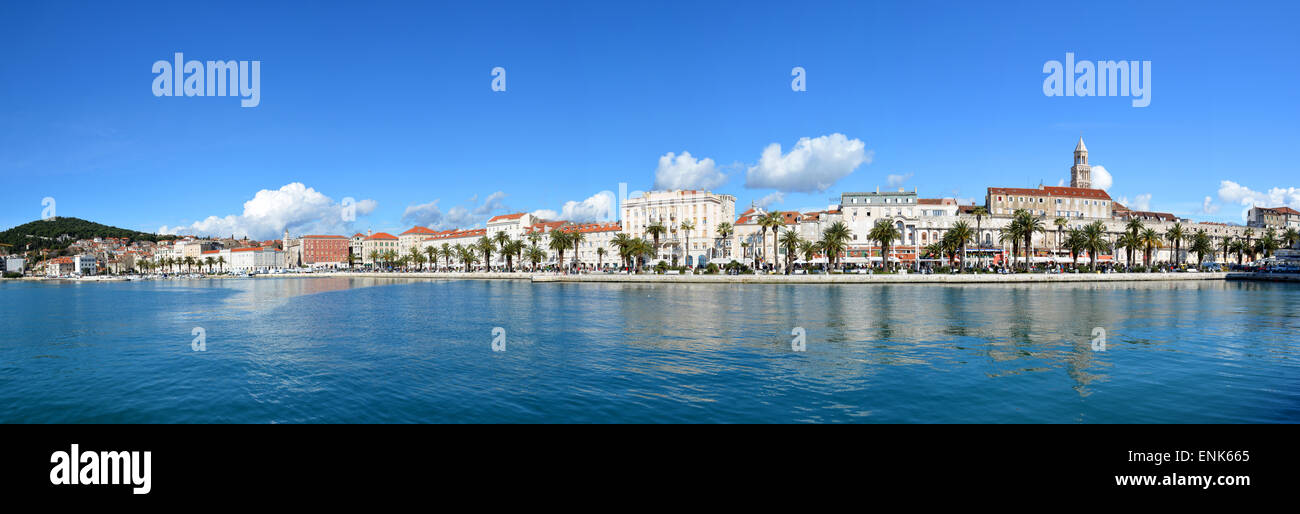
0;217;176;253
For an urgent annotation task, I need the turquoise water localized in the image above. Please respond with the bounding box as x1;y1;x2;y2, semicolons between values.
1;277;1297;423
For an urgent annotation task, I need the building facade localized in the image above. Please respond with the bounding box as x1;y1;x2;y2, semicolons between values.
622;189;736;266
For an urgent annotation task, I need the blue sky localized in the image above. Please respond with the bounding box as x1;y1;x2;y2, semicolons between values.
2;1;1297;239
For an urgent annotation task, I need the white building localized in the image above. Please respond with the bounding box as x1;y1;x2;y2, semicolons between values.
565;222;622;270
73;254;97;275
486;213;539;242
622;190;735;267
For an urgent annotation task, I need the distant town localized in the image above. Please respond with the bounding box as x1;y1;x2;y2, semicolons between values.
3;139;1299;279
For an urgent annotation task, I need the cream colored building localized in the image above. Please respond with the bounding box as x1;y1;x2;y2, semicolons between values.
622;190;735;266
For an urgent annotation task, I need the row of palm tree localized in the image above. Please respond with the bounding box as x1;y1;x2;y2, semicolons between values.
144;255;228;274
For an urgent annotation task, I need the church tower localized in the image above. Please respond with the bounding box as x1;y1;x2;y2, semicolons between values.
1070;137;1091;188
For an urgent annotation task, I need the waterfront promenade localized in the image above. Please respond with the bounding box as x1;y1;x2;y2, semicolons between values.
302;270;1231;284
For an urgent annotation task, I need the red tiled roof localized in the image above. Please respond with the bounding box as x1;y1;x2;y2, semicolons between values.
560;222;622;234
1260;206;1300;216
399;226;437;235
487;213;527;223
232;247;263;252
988;185;1111;201
364;232;398;240
301;234;347;239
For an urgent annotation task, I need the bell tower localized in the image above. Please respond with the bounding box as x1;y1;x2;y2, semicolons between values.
1070;137;1091;188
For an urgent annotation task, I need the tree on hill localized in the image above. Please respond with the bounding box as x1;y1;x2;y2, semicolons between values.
0;216;177;253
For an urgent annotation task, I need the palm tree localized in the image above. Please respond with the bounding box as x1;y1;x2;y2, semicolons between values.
868;219;900;270
1083;221;1109;271
1165;222;1185;266
1140;227;1161;268
679;220;695;267
758;211;785;271
526;245;545;270
476;237;494;271
204;256;215;273
526;231;542;249
947;221;975;271
441;243;452;270
628;238;654;272
217;256;226;273
1115;231;1141;269
565;230;583;271
797;239;817;269
367;250;379;269
492;231;511;267
715;221;733;259
1013;210;1046;271
548;230;570;272
503;240;523;272
778;229;801;274
611;233;634;271
1219;236;1233;264
1064;228;1086;269
817;221;852;270
451;244;465;270
596;247;606;270
1283;228;1299;249
458;245;478;271
645;221;667;264
970;206;989;266
423;245;439;271
1189;229;1213;268
1230;239;1246;265
1259;228;1279;258
409;246;424;271
1053;217;1068;257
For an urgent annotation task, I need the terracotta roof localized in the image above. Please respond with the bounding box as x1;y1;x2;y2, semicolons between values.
1118;210;1177;222
364;232;398;240
301;234;347;239
487;213;527;223
988;185;1111;201
399;226;437;235
1259;206;1300;216
560;222;622;234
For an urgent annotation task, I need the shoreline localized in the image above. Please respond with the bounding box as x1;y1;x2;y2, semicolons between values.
305;270;1235;284
16;271;1299;284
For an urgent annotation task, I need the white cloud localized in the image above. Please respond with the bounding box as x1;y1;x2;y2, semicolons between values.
653;151;727;190
1201;196;1220;214
1128;193;1152;211
1090;165;1113;191
401;191;510;230
887;172;913;187
1057;178;1066;187
745;133;871;193
1217;180;1300;221
157;183;375;240
533;191;616;222
755;191;785;208
473;191;508;215
401;200;444;228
